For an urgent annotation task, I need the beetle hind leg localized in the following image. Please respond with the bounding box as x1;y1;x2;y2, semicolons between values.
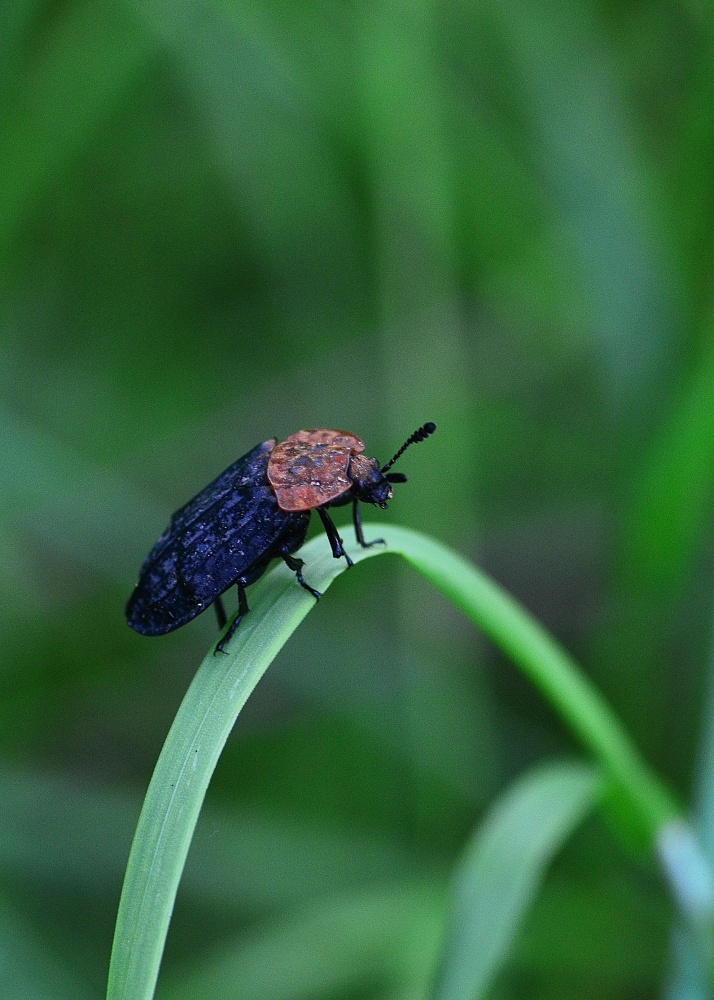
283;554;322;600
214;596;227;630
214;582;250;655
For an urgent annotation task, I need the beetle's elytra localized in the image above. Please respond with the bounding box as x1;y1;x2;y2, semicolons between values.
125;422;436;652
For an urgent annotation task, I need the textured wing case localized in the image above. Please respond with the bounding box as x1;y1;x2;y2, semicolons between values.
126;440;296;635
267;429;365;511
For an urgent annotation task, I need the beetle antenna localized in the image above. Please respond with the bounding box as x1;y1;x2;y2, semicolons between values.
381;422;436;473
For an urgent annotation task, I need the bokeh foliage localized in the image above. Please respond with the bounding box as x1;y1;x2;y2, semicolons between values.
2;0;714;997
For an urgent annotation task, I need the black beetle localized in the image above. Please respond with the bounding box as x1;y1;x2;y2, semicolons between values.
126;422;435;652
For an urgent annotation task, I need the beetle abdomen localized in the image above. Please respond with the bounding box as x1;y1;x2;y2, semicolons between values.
126;441;296;635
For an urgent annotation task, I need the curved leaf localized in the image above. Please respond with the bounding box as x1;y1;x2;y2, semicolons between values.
107;525;678;1000
432;761;601;1000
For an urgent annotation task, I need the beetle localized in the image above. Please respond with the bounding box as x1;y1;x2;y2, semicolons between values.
125;422;436;652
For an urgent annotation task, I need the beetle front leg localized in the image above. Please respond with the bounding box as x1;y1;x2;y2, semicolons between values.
352;499;385;548
317;507;353;567
215;582;250;655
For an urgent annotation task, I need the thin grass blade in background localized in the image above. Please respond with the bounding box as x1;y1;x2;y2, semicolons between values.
495;0;675;404
432;760;601;1000
357;0;491;844
136;0;361;337
664;591;714;1000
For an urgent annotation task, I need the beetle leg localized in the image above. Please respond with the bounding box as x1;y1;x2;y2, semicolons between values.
317;507;353;567
283;553;322;600
352;499;385;548
214;596;227;630
215;582;250;655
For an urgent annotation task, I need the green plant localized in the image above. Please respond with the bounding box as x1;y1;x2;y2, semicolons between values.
107;526;711;1000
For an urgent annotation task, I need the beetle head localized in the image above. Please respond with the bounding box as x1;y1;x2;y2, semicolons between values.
349;423;436;508
348;454;394;508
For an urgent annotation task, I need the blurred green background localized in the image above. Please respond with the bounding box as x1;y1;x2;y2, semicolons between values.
3;0;714;996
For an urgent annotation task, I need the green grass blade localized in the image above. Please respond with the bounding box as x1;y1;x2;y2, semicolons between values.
432;761;601;1000
601;323;714;748
384;527;677;836
107;525;681;1000
135;0;359;332
107;537;349;1000
662;606;714;1000
495;0;673;402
